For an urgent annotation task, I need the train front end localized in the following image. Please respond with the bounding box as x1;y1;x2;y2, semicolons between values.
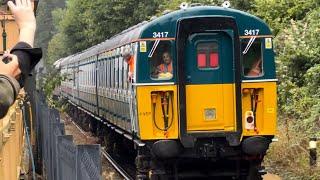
134;6;277;179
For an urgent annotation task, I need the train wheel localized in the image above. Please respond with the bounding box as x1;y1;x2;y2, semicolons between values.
245;168;262;180
243;161;263;180
135;148;151;180
149;159;167;180
88;118;97;135
96;122;105;144
104;132;116;153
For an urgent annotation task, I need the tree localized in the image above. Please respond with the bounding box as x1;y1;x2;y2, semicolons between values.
252;0;320;35
46;0;160;60
34;0;65;67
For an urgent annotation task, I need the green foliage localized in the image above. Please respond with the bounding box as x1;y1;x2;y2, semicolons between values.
34;0;65;66
252;0;320;35
264;120;320;179
47;32;69;66
42;70;65;99
47;0;160;57
274;7;320;136
256;3;320;179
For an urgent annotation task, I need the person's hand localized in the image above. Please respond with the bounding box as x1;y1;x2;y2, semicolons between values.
8;0;35;31
127;72;133;82
0;53;21;78
8;0;36;46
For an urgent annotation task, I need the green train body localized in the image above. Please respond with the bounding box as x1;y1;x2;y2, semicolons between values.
57;5;277;179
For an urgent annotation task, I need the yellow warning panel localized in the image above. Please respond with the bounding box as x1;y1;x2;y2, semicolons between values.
139;41;147;52
265;38;272;49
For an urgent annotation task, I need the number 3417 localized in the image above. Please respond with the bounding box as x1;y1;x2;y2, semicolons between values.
153;32;169;38
244;29;259;36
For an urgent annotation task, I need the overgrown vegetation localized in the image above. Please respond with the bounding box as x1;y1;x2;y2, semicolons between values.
264;117;320;179
35;0;320;178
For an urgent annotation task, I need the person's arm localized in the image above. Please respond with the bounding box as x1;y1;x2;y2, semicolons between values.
6;0;42;86
0;0;41;118
0;52;21;118
0;75;20;118
8;0;36;47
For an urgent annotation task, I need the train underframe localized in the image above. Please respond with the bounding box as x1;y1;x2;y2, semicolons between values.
135;140;267;180
67;104;270;180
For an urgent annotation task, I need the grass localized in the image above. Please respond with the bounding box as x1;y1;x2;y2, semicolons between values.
263;117;320;180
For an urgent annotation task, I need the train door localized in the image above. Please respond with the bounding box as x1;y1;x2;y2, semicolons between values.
184;32;235;132
177;17;242;142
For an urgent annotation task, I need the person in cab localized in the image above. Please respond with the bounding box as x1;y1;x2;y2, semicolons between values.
156;51;173;79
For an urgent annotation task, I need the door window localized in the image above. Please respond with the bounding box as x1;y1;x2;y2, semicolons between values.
197;42;219;69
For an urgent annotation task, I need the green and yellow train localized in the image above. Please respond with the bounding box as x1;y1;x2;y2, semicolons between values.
57;4;277;179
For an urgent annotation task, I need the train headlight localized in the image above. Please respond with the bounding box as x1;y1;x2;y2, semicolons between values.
204;108;216;120
180;2;189;10
245;111;255;130
222;1;231;8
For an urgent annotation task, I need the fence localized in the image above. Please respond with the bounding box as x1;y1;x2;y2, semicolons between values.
33;92;101;180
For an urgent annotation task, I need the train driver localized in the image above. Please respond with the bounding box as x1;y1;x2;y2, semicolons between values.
156;51;173;79
247;58;262;77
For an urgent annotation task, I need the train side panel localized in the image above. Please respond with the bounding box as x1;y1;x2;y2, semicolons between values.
136;85;179;139
241;82;277;136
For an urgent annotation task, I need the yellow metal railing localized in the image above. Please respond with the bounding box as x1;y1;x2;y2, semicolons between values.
0;93;26;180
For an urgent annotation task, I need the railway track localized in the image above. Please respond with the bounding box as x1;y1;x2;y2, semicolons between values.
67;114;135;180
101;148;134;180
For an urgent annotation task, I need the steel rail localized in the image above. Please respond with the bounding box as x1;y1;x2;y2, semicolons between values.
101;148;134;180
66;113;134;180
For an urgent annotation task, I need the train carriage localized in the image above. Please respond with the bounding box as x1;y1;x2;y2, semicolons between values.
58;4;277;179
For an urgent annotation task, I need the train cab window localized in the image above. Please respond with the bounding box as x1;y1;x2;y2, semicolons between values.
197;42;219;69
242;39;263;77
149;41;173;80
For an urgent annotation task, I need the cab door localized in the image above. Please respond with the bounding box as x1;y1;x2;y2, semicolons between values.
184;31;236;132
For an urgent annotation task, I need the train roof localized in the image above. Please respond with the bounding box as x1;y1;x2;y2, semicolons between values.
58;5;272;66
140;6;272;39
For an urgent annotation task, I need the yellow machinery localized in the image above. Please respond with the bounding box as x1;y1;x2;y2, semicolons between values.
0;93;30;180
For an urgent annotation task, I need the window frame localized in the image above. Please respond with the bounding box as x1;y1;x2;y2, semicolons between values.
196;40;220;71
241;38;264;78
148;40;175;81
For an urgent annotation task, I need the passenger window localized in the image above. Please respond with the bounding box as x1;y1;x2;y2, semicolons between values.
197;42;219;69
115;57;119;89
123;57;128;89
111;58;115;88
119;56;123;90
149;41;173;80
242;39;263;77
107;60;110;88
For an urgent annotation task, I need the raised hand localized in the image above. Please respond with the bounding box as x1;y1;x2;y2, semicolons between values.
7;0;36;47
